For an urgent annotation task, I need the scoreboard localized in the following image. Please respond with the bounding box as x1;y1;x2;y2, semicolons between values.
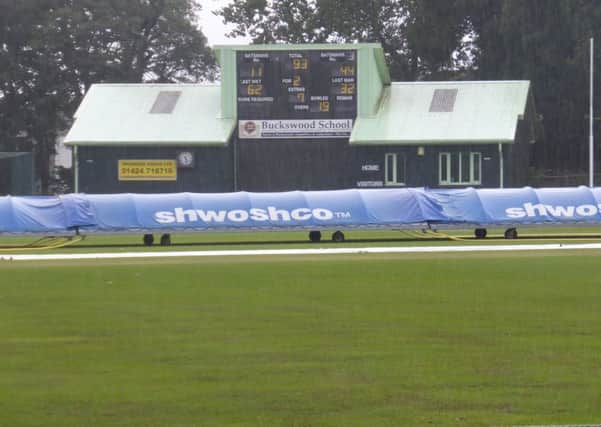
237;50;357;139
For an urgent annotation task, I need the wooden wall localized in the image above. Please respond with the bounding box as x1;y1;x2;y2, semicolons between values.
77;146;234;193
76;140;526;193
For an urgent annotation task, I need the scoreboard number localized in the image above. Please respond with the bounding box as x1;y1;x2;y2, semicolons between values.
340;83;355;95
339;65;355;76
250;66;263;77
239;63;264;78
292;58;309;70
247;84;263;96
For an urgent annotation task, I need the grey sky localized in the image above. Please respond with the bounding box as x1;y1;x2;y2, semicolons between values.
198;0;250;46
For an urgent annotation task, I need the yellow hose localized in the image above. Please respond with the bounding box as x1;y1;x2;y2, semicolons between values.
0;235;84;252
421;229;467;241
399;229;463;241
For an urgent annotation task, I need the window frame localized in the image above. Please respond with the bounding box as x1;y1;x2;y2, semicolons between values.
439;151;482;186
384;152;406;186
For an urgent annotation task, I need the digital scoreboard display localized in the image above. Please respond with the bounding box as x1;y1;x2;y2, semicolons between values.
237;50;357;139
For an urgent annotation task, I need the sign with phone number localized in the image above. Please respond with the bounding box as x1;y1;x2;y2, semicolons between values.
118;160;177;181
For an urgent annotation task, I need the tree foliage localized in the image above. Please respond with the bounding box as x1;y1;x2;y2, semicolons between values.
218;0;474;80
219;0;601;176
466;0;601;174
0;0;214;193
3;0;601;187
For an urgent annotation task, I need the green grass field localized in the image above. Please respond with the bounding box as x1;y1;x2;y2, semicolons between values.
1;249;601;426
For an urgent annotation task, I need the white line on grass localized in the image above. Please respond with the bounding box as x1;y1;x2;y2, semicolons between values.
2;243;601;261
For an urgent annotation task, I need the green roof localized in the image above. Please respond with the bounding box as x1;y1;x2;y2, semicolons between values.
350;81;531;145
64;84;235;146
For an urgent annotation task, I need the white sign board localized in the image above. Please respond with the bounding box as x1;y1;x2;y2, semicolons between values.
238;119;353;139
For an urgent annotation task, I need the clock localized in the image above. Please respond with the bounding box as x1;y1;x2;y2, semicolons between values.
176;151;195;168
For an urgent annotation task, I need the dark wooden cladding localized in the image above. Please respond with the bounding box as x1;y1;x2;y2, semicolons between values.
236;140;505;191
237;139;354;191
77;146;234;194
76;141;512;193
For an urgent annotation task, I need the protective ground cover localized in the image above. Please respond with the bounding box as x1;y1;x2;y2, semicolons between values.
1;252;600;426
4;187;601;234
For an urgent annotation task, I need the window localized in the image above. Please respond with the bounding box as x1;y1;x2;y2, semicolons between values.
429;88;458;112
149;91;182;114
439;152;481;185
384;153;406;186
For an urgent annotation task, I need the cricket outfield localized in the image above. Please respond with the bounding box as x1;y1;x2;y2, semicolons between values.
0;237;600;426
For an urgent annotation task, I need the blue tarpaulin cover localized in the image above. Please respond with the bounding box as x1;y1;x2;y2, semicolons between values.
1;187;600;234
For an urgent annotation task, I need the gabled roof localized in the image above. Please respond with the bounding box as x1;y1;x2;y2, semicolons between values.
64;84;235;146
350;81;531;145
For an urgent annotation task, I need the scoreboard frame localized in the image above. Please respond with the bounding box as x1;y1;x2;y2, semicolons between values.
236;49;357;139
